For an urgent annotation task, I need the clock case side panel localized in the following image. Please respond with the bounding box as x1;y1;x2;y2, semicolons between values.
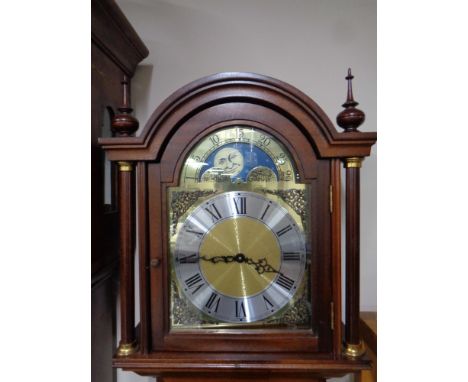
136;161;152;354
143;103;335;355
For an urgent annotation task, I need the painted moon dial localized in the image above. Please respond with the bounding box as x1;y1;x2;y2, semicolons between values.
182;126;296;183
174;191;307;323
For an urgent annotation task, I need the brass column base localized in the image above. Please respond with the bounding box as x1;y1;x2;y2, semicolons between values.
343;341;366;358
116;340;139;356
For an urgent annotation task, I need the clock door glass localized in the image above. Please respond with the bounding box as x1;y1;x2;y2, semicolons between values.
168;126;312;330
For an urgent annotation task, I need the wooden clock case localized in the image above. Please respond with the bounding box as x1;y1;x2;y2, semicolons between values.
100;71;376;381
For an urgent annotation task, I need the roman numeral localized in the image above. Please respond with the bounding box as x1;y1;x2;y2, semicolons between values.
276;225;293;237
235;300;247;318
185;273;203;287
233;196;247;215
178;254;198;264
186;229;204;237
204;203;222;222
276;274;295;291
184;273;205;294
283;252;301;261
205;292;221;312
260;204;271;220
262;295;275;310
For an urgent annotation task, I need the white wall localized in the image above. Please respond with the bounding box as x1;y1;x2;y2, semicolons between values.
116;1;376;381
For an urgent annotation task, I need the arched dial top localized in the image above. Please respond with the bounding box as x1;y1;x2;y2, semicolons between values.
169;125;311;328
181;126;297;184
173;191;307;323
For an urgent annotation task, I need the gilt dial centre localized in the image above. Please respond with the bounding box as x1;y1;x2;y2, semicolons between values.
199;217;281;298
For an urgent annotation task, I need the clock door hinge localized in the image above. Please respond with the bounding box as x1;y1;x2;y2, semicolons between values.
330;301;334;330
329;184;333;214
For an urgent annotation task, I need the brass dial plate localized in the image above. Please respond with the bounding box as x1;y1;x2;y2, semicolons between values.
168;126;312;329
173;191;307;323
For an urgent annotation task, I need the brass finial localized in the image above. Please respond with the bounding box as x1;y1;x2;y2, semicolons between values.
111;76;139;136
337;68;365;133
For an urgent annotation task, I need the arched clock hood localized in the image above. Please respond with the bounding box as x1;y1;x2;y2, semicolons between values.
99;72;376;161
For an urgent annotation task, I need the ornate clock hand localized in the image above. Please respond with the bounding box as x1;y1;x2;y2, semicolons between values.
245;256;281;275
200;253;280;275
200;255;235;264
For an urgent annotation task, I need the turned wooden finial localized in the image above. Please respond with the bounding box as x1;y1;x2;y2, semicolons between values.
111;75;139;136
337;68;365;133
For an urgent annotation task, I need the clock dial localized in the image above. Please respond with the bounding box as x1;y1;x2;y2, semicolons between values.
174;191;306;323
168;125;311;329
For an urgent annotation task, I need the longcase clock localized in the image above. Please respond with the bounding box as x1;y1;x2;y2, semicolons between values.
100;71;376;381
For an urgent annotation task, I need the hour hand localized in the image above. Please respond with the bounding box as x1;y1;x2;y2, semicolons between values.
200;255;234;264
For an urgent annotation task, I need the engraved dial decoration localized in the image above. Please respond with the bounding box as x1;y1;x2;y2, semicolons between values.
173;191;307;323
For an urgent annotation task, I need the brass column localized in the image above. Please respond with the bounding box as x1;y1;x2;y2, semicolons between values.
116;161;138;356
343;157;365;358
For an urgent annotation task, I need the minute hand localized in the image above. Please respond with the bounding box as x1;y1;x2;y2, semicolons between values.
245;256;281;275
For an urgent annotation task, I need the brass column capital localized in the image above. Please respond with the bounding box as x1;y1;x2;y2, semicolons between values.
343;157;364;168
118;161;133;172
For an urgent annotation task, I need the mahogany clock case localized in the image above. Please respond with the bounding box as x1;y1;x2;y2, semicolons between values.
100;72;376;368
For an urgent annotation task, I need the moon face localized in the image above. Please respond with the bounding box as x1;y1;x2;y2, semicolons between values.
213;148;244;176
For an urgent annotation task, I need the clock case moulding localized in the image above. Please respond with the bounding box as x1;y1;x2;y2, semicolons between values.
99;71;376;381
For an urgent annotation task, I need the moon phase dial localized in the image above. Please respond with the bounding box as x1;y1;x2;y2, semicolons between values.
173;191;307;323
182;126;296;183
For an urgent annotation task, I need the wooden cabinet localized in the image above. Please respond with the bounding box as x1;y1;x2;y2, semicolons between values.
91;1;148;381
